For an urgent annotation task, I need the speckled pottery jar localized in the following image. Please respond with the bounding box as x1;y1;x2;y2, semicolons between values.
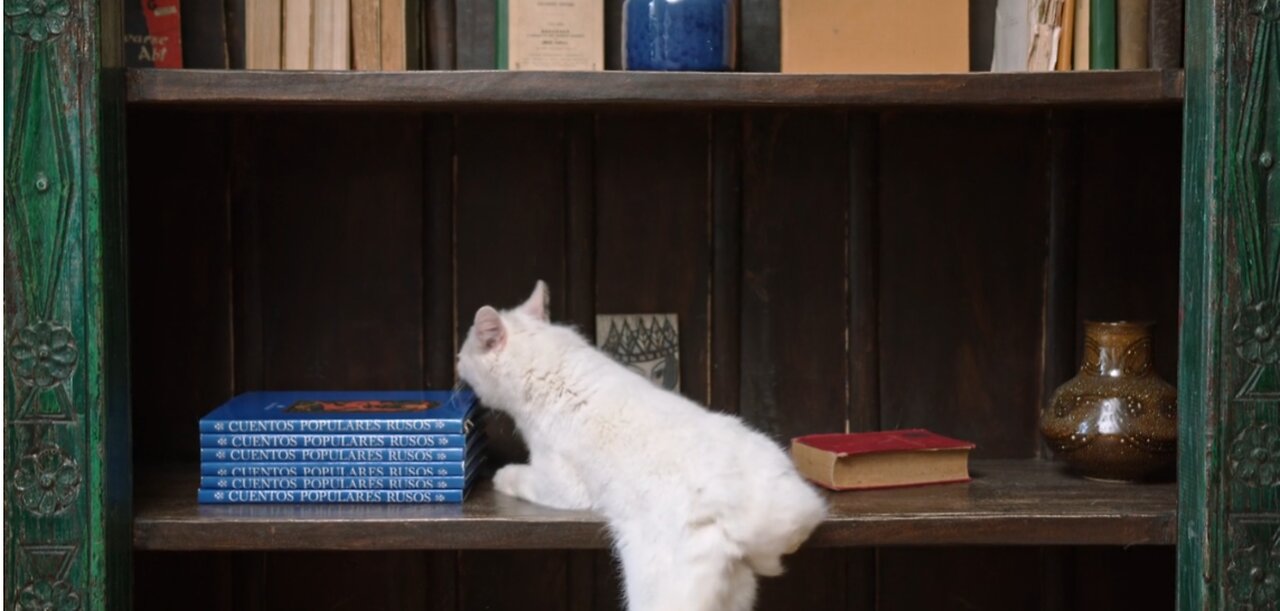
623;0;737;71
1040;321;1178;482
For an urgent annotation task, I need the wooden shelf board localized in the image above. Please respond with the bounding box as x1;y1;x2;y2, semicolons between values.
134;459;1175;550
126;69;1184;110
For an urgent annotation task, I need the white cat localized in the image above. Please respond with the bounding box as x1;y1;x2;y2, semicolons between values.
456;281;828;611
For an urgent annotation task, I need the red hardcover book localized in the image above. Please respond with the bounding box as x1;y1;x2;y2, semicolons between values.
790;429;975;491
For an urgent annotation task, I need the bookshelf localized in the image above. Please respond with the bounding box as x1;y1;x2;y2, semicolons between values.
11;0;1268;607
119;78;1186;608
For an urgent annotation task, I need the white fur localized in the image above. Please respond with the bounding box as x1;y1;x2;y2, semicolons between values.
457;281;828;611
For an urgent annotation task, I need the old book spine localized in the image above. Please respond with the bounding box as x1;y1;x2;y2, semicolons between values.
246;0;282;69
226;0;247;67
200;447;471;461
201;475;470;489
496;0;508;69
182;0;230;68
380;0;408;70
282;0;311;69
198;488;466;503
1148;0;1181;68
1073;0;1090;68
1117;0;1149;68
1058;0;1075;70
201;461;471;477
455;0;497;68
1090;0;1116;68
352;0;382;69
199;433;469;448
312;0;352;69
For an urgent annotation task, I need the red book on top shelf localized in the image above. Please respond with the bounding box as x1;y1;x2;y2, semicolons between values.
791;429;976;491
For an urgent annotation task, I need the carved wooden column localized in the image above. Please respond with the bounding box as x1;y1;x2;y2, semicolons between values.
1179;0;1280;608
4;1;131;609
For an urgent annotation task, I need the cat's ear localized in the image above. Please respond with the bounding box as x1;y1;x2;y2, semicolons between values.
473;306;507;352
518;280;550;322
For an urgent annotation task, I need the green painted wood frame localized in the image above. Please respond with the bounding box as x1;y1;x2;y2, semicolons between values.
4;1;131;610
1179;0;1280;609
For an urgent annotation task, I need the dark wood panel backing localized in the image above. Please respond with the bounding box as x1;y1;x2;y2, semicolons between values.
425;115;458;388
134;552;233;611
741;110;850;609
230;115;265;392
1074;108;1182;384
236;112;426;390
711;113;743;414
877;547;1044;611
459;551;569;611
846;113;880;611
1040;113;1082;459
127;110;233;465
453;112;568;465
565;116;596;334
1071;546;1175;610
423;113;462;611
878;110;1050;459
229;111;432;608
594;113;712;405
593;552;625;611
254;552;430;611
453;112;571;610
848;114;880;432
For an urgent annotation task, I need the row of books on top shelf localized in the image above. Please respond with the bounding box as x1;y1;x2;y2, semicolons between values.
197;390;486;504
996;0;1181;72
127;0;1182;73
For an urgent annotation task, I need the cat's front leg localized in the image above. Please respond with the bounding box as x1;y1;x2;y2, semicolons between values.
492;462;591;511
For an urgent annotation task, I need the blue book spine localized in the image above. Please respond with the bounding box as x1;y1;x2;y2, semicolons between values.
197;488;467;504
200;475;469;490
201;462;469;477
200;433;468;449
200;447;468;462
200;418;470;434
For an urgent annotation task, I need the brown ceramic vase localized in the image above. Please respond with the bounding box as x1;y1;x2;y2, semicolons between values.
1040;321;1178;482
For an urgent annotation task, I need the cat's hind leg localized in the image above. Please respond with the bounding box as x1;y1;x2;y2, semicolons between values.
723;560;758;611
615;523;749;611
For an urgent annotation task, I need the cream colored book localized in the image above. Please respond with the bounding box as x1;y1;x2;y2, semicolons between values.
246;0;282;69
351;0;381;70
282;0;311;69
507;0;603;70
312;0;351;70
1073;0;1091;69
380;0;409;70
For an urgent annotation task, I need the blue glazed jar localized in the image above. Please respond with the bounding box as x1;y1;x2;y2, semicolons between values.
623;0;737;71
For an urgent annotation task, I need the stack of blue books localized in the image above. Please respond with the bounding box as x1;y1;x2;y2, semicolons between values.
197;390;484;504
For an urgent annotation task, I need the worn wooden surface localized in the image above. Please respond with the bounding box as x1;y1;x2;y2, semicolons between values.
133;460;1176;550
125;69;1187;109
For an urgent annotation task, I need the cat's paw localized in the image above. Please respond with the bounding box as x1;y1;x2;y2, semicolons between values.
493;464;531;499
